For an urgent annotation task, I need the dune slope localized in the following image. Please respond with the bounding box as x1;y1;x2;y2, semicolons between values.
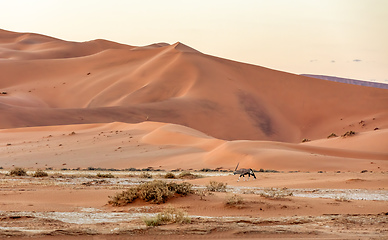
1;29;388;143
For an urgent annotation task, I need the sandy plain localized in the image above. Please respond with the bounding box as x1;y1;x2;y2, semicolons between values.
0;29;387;239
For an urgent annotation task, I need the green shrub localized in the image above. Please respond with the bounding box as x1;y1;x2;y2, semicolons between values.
143;206;191;226
33;169;48;177
109;180;193;205
164;172;176;179
9;167;27;176
206;181;227;192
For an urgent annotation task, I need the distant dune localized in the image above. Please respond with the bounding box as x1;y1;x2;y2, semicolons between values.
301;74;388;90
1;29;387;171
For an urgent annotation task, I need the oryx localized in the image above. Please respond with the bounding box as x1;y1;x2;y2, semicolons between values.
233;163;256;182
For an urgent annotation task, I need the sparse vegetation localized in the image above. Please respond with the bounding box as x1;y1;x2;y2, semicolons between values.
342;131;356;137
225;194;244;207
109;180;193;205
206;181;227;192
96;172;114;178
301;138;311;143
335;196;351;202
9;167;28;176
139;172;152;178
164;172;176;179
178;171;199;179
143;206;191;226
259;188;293;199
258;169;280;173
33;169;48;177
327;133;337;138
167;182;193;196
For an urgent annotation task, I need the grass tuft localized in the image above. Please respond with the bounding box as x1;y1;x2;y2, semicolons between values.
96;172;115;178
225;194;244;207
259;188;293;199
206;181;227;192
143;206;191;226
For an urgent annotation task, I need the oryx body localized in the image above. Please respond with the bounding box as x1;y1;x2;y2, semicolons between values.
233;163;256;182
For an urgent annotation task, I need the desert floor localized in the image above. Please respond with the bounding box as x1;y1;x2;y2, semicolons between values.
1;170;387;239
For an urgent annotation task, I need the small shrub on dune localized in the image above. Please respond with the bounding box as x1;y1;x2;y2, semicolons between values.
225;194;244;207
301;138;311;143
164;172;176;179
259;188;293;199
143;206;191;226
342;131;356;138
109;188;138;206
97;172;114;178
33;169;48;177
168;182;193;196
327;133;338;138
206;181;227;192
9;167;28;176
138;181;173;203
140;172;152;179
108;180;193;205
178;171;199;179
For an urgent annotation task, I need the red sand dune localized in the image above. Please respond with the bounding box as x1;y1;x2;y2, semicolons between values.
0;29;387;171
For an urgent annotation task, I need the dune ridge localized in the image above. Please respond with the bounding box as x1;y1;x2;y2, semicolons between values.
1;29;388;171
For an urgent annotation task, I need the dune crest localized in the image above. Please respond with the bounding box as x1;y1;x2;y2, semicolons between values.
2;30;387;143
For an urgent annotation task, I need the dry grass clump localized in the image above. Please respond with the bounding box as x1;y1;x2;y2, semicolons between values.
206;181;227;192
259;188;293;199
33;169;48;177
140;172;153;179
178;171;200;179
327;133;338;138
342;130;356;137
301;138;311;143
143;206;191;226
9;167;28;176
225;194;244;207
109;180;193;205
164;172;176;179
96;172;114;178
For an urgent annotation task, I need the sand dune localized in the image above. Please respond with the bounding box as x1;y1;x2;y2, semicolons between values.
1;29;388;143
0;122;386;171
0;29;388;172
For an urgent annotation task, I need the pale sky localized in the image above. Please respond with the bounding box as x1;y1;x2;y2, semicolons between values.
1;0;387;83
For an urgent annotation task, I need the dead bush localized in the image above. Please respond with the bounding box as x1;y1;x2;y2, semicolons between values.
225;194;244;207
96;172;114;178
143;206;191;226
164;172;176;179
178;171;199;179
140;172;152;179
33;169;48;177
109;180;192;205
206;181;227;192
342;131;356;137
259;188;293;199
9;167;27;176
